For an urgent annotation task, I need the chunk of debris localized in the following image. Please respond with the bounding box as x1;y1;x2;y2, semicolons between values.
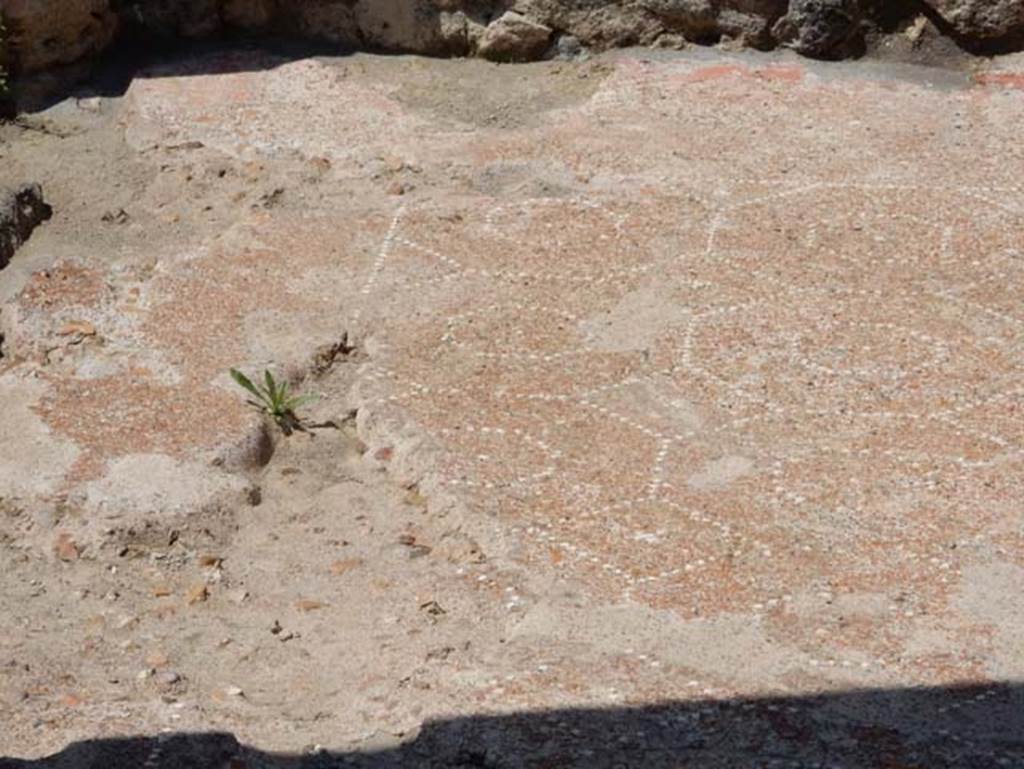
57;320;96;338
53;532;80;562
1;184;53;269
186;584;209;605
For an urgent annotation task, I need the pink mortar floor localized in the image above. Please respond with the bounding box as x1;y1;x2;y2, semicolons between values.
1;48;1022;766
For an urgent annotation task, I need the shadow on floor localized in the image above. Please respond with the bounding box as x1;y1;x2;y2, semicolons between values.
3;682;1023;768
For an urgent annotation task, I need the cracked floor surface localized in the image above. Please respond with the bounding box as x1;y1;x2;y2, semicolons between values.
1;47;1023;767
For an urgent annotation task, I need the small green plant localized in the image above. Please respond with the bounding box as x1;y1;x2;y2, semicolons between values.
230;368;316;435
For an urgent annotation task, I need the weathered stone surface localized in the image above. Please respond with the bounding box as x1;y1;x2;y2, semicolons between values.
3;0;117;74
0;374;80;502
925;0;1024;43
477;11;554;61
641;0;788;46
220;0;275;29
354;0;471;54
129;0;222;38
516;0;665;48
773;0;867;57
291;0;361;46
72;453;253;549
